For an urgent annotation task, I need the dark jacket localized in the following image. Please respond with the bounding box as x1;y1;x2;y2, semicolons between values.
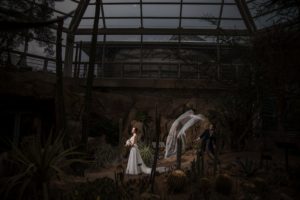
200;129;216;154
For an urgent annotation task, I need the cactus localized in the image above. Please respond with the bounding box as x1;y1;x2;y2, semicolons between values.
167;170;187;192
215;174;233;196
200;177;211;200
114;164;124;187
196;150;204;177
200;178;211;192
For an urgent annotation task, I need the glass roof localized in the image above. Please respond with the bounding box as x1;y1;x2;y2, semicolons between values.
7;0;298;44
51;0;298;41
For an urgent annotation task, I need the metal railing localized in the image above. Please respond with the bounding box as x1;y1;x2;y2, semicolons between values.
1;50;244;82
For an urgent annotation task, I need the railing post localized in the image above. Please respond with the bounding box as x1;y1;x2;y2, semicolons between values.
73;43;79;77
178;63;181;79
83;63;87;78
158;64;161;79
43;59;48;72
197;63;200;79
121;63;124;79
77;41;82;78
235;64;239;82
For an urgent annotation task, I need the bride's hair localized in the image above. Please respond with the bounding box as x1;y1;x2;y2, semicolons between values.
132;127;138;133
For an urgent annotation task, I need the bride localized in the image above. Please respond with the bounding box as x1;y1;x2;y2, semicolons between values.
125;127;152;175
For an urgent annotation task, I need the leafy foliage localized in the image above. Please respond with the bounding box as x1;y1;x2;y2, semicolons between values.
0;0;55;60
94;143;117;169
0;133;86;200
207;87;260;150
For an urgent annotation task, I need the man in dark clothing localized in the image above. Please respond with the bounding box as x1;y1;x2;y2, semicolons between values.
200;124;217;155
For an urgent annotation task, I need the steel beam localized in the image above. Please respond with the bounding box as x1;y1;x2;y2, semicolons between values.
64;0;90;77
234;0;257;33
75;28;249;36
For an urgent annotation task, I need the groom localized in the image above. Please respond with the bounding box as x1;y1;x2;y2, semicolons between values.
199;124;218;160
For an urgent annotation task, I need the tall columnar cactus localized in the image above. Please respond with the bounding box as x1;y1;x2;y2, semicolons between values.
200;178;211;200
196;150;204;177
167;170;187;192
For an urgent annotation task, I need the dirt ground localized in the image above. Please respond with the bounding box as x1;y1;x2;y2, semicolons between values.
53;149;300;200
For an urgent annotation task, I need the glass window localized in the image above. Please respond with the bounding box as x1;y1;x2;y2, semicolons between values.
222;5;242;18
143;4;180;17
220;20;246;29
106;19;140;28
181;19;217;29
78;19;104;29
103;4;140;17
144;19;179;28
182;5;221;17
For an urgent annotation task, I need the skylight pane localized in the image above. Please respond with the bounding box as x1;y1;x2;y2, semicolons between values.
144;19;179;28
85;6;95;18
220;20;246;29
182;5;221;17
106;19;140;28
143;5;180;17
182;19;217;29
104;4;140;17
75;35;92;42
222;5;243;18
78;19;104;29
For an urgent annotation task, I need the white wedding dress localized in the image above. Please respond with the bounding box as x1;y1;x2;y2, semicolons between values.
165;110;205;158
126;133;166;175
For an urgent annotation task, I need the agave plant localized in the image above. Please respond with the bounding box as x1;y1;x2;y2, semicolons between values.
0;133;86;200
237;157;260;178
138;143;154;167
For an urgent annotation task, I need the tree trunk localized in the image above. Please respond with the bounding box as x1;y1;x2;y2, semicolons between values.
18;33;30;67
81;0;101;147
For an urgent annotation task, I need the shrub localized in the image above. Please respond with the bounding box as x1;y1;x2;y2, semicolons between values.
138;143;154;167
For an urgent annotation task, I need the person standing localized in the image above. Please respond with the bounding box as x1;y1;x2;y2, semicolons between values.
199;124;218;160
125;127;151;175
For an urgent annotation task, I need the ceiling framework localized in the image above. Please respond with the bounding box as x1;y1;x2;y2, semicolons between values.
74;0;251;36
234;0;257;33
64;0;90;76
61;0;267;77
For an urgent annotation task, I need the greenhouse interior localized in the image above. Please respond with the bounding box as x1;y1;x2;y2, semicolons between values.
0;0;300;199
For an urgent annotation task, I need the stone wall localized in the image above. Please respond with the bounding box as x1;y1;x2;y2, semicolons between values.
0;69;224;147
